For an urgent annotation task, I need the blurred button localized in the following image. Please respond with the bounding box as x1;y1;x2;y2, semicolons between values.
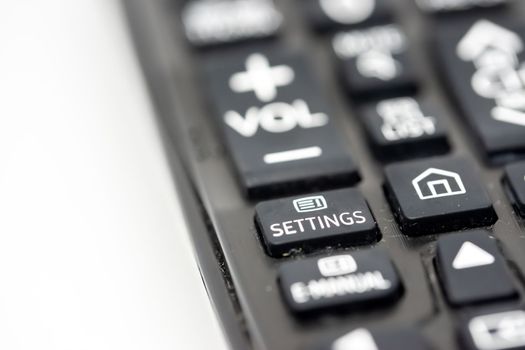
360;97;449;161
461;309;525;350
304;0;392;32
279;249;402;314
436;19;525;163
182;0;282;48
333;24;418;99
316;328;431;350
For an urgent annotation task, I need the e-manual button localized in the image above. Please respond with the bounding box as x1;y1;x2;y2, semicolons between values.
279;249;402;314
255;188;379;257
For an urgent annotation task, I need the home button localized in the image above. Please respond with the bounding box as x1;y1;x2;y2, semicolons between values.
384;156;497;235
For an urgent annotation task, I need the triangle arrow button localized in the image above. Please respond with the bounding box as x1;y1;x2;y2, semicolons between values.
437;231;517;305
332;328;378;350
329;328;432;350
452;241;495;270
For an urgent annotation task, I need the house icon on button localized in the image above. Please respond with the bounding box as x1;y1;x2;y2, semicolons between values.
412;168;467;200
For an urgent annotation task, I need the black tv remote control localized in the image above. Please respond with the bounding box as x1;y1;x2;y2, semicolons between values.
124;1;525;349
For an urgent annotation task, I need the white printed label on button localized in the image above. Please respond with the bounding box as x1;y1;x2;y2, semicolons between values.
469;311;525;350
377;97;437;141
229;53;294;102
224;99;329;137
333;25;407;59
290;270;391;304
318;255;358;277
263;146;323;164
333;25;407;81
452;241;495;270
293;195;328;213
270;210;367;237
319;0;376;25
412;168;467;200
356;49;401;81
182;0;282;45
457;20;525;127
332;328;379;350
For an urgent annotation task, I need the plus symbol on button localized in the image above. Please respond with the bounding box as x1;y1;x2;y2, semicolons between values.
229;53;295;102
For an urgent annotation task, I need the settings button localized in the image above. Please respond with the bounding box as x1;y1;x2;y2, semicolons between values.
255;188;379;257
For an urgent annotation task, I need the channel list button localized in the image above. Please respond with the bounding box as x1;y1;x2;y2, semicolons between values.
279;249;402;314
255;188;379;257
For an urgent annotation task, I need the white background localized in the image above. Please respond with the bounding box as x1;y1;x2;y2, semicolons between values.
0;1;227;349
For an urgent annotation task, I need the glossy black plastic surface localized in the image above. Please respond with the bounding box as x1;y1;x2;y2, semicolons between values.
124;1;525;349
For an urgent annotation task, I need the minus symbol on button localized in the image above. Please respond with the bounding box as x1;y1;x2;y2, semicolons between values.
263;146;323;164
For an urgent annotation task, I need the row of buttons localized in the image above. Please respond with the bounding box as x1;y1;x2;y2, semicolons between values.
256;156;525;259
200;14;525;199
203;45;442;198
311;308;525;350
279;231;516;313
182;0;509;48
257;159;525;346
280;232;520;349
180;2;525;349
